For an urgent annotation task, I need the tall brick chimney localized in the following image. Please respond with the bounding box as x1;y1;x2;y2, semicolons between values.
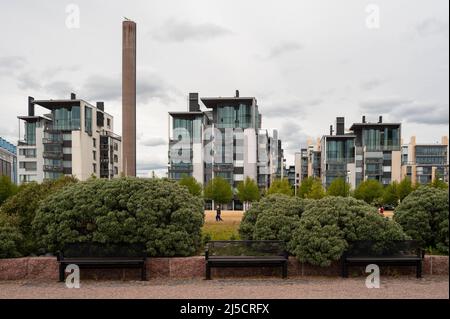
122;19;137;177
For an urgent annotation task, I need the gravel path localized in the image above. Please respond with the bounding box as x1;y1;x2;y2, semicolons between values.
0;276;448;299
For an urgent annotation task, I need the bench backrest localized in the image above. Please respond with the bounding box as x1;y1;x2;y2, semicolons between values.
59;242;147;259
206;240;287;258
345;240;422;258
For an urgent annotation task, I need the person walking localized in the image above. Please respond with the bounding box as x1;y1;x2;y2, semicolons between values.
215;205;223;222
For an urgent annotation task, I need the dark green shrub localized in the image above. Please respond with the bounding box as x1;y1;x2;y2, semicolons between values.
291;196;408;266
0;176;77;256
32;178;204;257
0;214;23;258
394;186;449;254
239;194;309;251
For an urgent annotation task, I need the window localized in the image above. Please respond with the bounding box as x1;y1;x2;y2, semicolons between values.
63;133;72;141
114;154;118;163
19;148;36;158
93;138;96;148
93;163;97;173
114;166;118;175
85;106;92;135
52;106;81;130
19;161;37;171
24;122;37;145
114;142;118;151
107;118;111;128
63;147;72;154
93;151;96;160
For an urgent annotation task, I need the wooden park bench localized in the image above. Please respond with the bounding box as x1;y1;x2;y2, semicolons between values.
205;240;288;280
341;240;424;278
57;242;148;281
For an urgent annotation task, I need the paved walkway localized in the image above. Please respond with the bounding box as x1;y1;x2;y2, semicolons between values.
0;276;448;299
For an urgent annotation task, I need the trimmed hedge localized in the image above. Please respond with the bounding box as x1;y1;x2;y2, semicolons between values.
290;196;408;266
239;194;309;250
32;178;204;257
394;186;449;254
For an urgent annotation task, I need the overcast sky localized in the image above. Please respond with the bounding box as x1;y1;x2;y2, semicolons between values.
0;0;448;177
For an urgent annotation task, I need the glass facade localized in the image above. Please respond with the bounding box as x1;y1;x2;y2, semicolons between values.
25;122;36;145
52;106;81;130
362;127;400;151
216;103;252;129
415;146;447;165
85;106;92;134
326;139;355;163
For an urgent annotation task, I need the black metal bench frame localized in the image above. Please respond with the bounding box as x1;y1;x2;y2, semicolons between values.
205;240;288;280
57;243;148;282
341;240;424;278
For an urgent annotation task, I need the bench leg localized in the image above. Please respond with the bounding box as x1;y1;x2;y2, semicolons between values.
59;263;65;282
417;261;422;278
206;263;211;280
341;262;348;278
141;264;147;281
282;263;287;279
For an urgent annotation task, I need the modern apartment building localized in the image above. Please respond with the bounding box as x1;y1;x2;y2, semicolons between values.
320;118;357;188
17;93;122;184
0;137;17;184
401;136;449;185
168;91;283;207
296;116;403;189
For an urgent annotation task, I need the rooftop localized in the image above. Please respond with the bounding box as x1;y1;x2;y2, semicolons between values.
350;122;401;130
201;97;255;108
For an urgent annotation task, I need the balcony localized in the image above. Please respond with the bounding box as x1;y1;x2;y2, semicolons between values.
43;151;63;159
43;165;64;172
43;136;63;144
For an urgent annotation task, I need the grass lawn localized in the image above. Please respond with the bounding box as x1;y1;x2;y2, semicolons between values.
202;210;244;240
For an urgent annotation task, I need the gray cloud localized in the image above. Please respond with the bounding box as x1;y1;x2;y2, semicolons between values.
279;121;309;151
152;19;233;42
16;72;41;90
140;137;166;147
82;72;178;104
416;18;449;37
267;41;303;59
360;78;384;91
136;160;167;171
359;98;449;125
263;98;321;118
0;56;27;73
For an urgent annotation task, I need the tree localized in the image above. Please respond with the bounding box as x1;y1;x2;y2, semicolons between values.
394;186;449;253
267;179;293;196
179;175;202;197
236;177;260;211
397;177;414;202
307;179;325;199
0;175;18;206
430;173;448;190
204;176;233;207
382;181;399;206
353;179;384;205
326;178;351;197
298;177;315;198
291;196;408;266
32;178;204;256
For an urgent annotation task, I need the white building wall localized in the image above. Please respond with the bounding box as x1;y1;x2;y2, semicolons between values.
243;128;257;180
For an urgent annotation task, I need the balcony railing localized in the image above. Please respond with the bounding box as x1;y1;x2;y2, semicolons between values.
43;151;63;159
43;137;63;144
43;165;64;172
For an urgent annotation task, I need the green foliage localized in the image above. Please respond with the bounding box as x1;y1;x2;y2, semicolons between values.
326;178;351;197
291;196;408;266
236;177;260;210
0;175;18;206
394;186;449;254
382;181;399;206
32;178;204;257
267;179;293;196
307;179;326;199
204;176;233;205
239;194;309;251
0;214;23;258
397;177;414;202
354;179;384;204
298;177;315;198
0;176;78;255
179;175;203;197
430;176;448;190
